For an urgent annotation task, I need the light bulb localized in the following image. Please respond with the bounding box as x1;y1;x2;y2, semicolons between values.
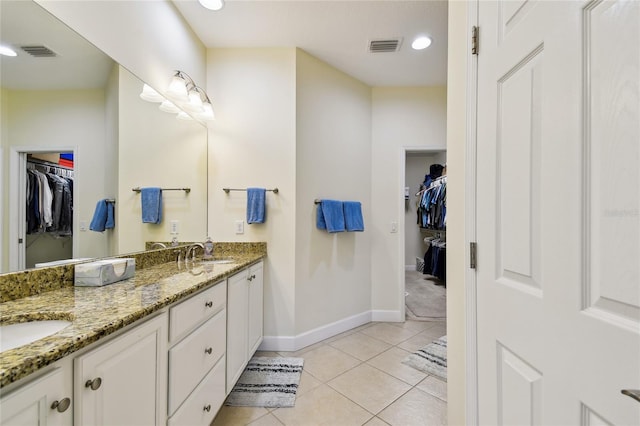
166;75;189;102
183;90;204;113
196;102;215;121
411;36;432;50
177;111;194;121
0;45;17;57
159;100;181;114
139;84;165;102
198;0;224;11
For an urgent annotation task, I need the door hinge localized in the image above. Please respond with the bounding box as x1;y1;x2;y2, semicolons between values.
18;238;23;244
471;26;479;55
470;242;477;269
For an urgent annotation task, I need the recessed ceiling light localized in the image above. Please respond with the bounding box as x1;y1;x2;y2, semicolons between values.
198;0;224;11
0;45;17;57
411;36;432;50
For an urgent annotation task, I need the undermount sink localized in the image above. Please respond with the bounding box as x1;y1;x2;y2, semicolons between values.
0;319;72;353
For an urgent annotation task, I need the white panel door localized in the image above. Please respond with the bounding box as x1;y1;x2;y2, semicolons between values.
476;1;640;424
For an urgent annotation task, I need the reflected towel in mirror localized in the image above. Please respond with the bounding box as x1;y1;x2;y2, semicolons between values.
90;199;115;232
343;201;364;232
141;187;162;224
316;199;345;233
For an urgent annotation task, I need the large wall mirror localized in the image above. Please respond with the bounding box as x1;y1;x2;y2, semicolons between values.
0;0;208;273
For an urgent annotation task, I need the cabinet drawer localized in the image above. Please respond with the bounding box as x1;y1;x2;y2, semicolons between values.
170;280;226;342
168;309;226;415
168;356;225;426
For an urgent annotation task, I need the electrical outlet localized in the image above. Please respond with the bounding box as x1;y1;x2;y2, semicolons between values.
170;220;179;235
235;220;244;234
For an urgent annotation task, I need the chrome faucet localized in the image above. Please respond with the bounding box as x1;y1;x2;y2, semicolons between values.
150;242;167;250
185;243;205;261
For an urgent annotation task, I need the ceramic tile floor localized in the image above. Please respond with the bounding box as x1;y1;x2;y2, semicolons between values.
212;320;447;426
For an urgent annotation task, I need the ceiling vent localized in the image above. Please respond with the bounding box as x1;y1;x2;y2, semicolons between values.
21;45;57;58
368;38;402;53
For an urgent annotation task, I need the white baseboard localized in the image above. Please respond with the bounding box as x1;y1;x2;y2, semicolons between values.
405;264;416;271
371;310;403;322
259;310;372;352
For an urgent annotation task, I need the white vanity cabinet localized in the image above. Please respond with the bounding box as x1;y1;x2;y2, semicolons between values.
0;362;73;426
168;280;227;425
74;313;168;426
226;261;264;394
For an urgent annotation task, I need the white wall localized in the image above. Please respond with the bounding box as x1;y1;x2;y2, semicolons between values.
35;0;206;96
371;87;447;319
117;66;208;253
206;48;297;337
446;2;469;424
104;64;120;255
3;89;109;261
1;88;7;271
294;49;372;335
405;152;446;268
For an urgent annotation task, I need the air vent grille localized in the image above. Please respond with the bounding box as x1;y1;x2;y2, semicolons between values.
21;45;57;58
369;38;402;53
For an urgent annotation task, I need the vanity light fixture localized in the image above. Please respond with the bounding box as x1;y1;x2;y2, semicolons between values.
198;0;224;11
0;45;17;57
166;70;193;102
176;111;194;121
411;35;432;50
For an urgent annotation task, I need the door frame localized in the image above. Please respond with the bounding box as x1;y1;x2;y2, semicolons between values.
465;1;479;424
9;146;77;271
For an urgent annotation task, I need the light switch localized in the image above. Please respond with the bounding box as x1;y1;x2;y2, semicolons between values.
170;220;179;235
235;220;244;234
390;221;398;233
79;220;88;232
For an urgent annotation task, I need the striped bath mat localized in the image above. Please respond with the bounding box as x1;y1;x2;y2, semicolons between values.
225;357;304;407
402;335;447;381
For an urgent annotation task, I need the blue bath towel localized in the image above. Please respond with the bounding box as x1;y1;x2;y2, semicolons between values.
343;201;364;232
316;199;345;233
90;200;107;232
105;201;115;229
247;187;266;224
141;187;162;224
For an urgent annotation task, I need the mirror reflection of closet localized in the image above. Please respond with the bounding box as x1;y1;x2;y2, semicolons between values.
23;152;76;268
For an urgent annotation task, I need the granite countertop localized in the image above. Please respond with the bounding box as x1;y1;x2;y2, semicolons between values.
0;253;264;388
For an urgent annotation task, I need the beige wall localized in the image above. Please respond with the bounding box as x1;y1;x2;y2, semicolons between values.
446;1;469;425
206;48;298;337
294;49;372;334
116;66;208;253
371;87;447;319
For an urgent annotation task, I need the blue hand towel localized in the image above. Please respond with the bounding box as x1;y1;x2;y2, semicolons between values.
343;201;364;232
89;200;108;232
105;201;115;230
141;187;162;224
247;187;266;224
316;199;345;233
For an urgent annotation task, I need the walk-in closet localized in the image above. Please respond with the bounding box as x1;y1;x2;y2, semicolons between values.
24;152;75;268
404;150;447;321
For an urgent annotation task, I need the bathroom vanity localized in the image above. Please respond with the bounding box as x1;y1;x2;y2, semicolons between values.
0;243;265;425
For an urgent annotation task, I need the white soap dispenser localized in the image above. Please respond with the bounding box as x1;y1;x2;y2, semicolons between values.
204;236;214;259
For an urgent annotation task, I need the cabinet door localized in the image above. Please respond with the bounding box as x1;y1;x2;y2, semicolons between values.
75;313;167;426
0;365;72;426
247;261;264;356
226;268;249;394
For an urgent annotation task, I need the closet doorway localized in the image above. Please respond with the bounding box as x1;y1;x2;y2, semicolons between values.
403;149;447;321
9;148;76;271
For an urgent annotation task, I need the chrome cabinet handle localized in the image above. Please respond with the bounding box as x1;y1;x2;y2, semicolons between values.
205;347;213;355
203;404;212;412
85;377;102;391
622;389;640;403
51;397;71;413
205;301;213;308
248;274;256;282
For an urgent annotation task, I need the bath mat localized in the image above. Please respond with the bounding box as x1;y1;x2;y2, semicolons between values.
225;357;304;408
402;335;447;381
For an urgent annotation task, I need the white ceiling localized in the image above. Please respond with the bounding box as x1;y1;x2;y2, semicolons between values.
172;0;449;87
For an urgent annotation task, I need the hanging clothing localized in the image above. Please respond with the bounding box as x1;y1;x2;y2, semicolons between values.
423;239;446;282
26;162;74;236
416;177;447;230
